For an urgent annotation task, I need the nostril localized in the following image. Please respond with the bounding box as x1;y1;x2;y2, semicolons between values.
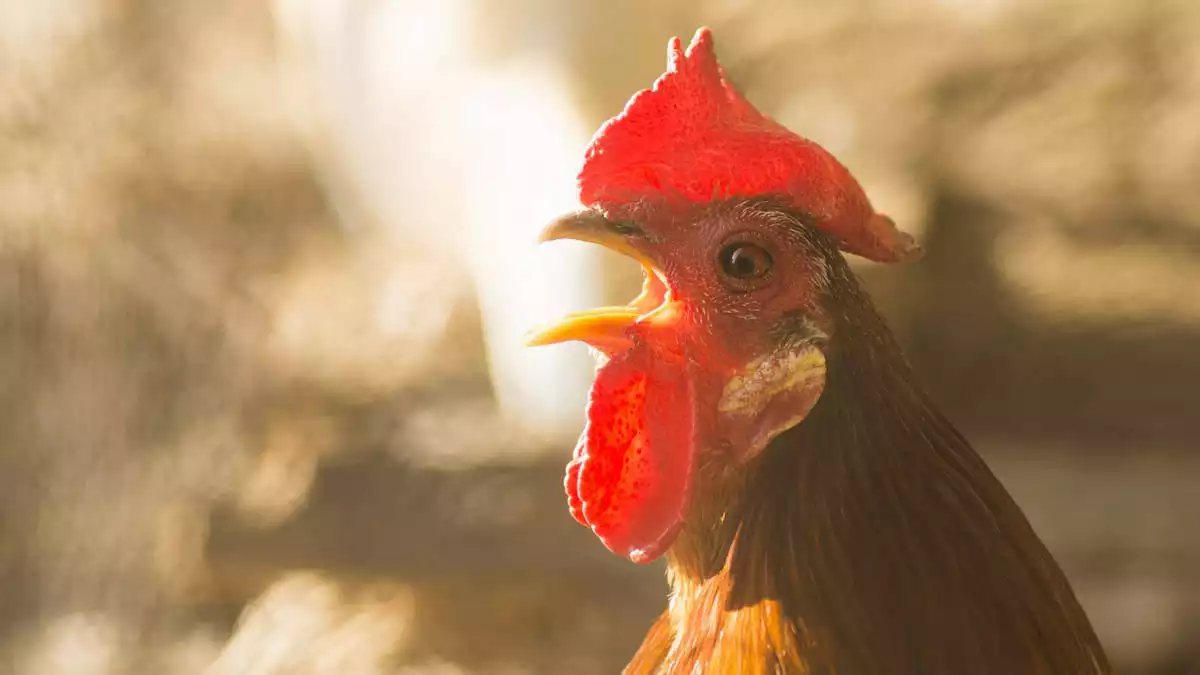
608;220;646;237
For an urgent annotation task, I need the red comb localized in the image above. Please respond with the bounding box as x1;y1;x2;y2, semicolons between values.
578;28;920;263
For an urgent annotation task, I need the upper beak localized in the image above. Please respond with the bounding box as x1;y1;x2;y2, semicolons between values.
526;211;669;351
537;211;655;266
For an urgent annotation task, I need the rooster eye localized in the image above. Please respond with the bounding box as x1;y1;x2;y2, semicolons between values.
718;242;773;282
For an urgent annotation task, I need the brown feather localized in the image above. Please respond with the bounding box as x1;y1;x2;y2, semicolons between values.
627;232;1111;674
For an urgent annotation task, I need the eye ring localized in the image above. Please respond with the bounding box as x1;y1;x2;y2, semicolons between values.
717;241;774;289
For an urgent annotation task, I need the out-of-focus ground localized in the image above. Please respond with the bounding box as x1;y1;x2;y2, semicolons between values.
2;1;1198;673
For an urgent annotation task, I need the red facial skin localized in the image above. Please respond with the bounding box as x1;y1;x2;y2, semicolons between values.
562;200;832;563
619;200;830;368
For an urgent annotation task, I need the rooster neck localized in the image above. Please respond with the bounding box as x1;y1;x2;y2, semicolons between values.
632;261;1111;675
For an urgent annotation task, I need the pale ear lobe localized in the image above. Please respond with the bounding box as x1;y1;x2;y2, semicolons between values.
717;343;827;461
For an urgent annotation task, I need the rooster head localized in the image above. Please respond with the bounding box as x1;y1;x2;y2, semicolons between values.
527;28;920;563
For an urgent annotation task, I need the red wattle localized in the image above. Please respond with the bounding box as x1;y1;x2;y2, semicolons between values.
564;346;695;563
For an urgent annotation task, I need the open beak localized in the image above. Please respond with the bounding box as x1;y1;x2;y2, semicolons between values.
525;211;672;353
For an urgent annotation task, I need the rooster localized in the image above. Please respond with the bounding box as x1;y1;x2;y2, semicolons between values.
527;28;1112;674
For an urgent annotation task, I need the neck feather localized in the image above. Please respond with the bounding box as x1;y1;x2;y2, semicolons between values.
629;258;1111;675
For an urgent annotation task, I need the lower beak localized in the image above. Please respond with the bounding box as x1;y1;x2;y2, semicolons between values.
524;308;640;351
525;211;669;352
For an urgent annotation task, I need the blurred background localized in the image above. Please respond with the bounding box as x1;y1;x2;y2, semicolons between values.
2;0;1198;673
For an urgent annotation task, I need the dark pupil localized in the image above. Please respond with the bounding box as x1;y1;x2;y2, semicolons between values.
720;243;771;279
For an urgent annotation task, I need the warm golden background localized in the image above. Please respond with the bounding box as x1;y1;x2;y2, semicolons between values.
2;1;1198;673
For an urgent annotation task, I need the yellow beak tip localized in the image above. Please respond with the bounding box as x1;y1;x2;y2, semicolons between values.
522;331;552;347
